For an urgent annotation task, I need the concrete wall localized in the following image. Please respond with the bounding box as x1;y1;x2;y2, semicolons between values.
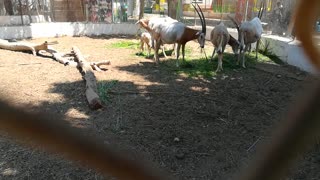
0;22;140;39
0;23;317;74
256;35;317;74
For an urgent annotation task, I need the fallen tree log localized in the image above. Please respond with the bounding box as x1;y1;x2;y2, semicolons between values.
0;39;58;56
72;46;103;110
39;48;111;70
52;52;79;67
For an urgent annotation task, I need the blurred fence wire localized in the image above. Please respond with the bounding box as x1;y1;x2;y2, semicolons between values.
0;0;312;37
0;0;320;180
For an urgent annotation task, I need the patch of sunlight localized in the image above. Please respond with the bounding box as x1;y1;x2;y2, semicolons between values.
178;73;190;78
190;86;210;92
65;108;89;119
134;81;166;87
1;168;18;176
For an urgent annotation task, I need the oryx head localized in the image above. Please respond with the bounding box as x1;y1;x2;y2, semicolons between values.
192;3;206;49
227;15;242;52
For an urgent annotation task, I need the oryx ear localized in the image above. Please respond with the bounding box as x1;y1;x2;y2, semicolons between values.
135;20;141;25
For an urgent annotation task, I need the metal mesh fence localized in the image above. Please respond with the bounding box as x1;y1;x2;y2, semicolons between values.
0;0;320;179
0;0;318;36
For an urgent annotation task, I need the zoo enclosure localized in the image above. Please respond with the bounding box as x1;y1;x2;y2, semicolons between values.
0;0;305;36
0;0;320;179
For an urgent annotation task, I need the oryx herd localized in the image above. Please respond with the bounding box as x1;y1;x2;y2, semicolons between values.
136;3;265;72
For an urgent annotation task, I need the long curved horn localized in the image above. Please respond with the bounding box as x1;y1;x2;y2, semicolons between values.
227;15;240;41
258;1;265;19
196;3;206;34
191;3;205;34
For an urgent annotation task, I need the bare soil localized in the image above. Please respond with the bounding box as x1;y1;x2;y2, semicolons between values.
0;36;319;180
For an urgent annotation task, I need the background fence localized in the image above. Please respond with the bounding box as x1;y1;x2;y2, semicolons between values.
0;0;316;37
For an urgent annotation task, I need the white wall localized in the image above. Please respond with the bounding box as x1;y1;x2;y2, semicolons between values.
0;22;140;39
259;35;317;74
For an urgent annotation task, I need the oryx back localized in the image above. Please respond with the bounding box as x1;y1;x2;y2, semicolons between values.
156;22;186;44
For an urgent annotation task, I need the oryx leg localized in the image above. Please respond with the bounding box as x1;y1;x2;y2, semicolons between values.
140;39;144;53
171;43;176;56
154;39;162;64
181;44;186;62
162;44;168;59
256;39;260;60
147;46;151;58
216;53;223;72
211;48;216;61
237;46;244;66
242;45;249;68
175;43;181;67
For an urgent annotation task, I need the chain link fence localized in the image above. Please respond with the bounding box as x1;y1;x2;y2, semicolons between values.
0;0;318;37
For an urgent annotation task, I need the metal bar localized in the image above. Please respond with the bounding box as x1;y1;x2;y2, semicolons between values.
235;0;320;180
0;100;169;180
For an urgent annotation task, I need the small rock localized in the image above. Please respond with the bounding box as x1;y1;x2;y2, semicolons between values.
276;74;282;78
175;152;185;160
173;137;180;142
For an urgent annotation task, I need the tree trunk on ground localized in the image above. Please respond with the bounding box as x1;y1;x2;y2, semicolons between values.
4;0;14;15
72;46;103;110
139;0;144;19
0;39;58;56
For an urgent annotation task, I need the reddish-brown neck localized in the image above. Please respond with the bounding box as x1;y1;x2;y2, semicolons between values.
179;27;200;44
228;35;238;47
139;19;151;32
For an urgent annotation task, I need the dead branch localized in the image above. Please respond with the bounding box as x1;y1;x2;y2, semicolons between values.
52;52;78;67
90;61;111;71
0;39;58;56
72;46;103;110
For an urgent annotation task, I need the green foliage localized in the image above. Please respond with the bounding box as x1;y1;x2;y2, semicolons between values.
258;40;284;65
163;53;238;78
212;4;235;13
161;51;277;78
97;80;119;104
108;41;139;49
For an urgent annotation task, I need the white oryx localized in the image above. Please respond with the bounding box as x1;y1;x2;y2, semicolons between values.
137;3;207;67
228;2;265;68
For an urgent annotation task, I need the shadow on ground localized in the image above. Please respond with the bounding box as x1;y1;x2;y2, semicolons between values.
0;36;318;180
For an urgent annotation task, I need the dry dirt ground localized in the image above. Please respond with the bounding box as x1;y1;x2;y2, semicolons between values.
0;36;319;180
